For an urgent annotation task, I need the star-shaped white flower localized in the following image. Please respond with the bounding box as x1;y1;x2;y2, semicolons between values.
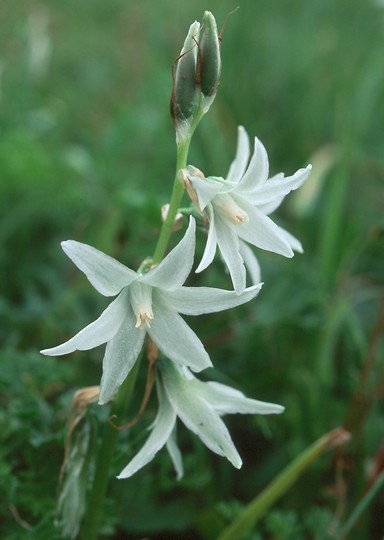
118;360;284;479
187;126;312;293
41;218;262;404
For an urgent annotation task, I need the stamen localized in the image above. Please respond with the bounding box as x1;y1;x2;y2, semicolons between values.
214;194;249;224
130;282;154;330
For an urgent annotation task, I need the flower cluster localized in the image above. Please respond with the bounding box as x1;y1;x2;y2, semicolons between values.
41;11;312;481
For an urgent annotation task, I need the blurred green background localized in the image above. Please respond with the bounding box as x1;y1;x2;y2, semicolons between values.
1;0;383;538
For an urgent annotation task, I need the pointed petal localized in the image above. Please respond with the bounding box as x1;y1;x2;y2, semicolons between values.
225;126;250;184
166;425;184;480
117;380;177;479
198;381;285;415
238;241;261;285
236;200;294;257
188;175;223;211
161;362;242;468
195;204;217;273
143;217;195;291
215;215;246;294
161;283;262;316
148;295;212;372
278;227;303;253
249;165;312;206
40;290;129;356
61;240;137;297
98;305;145;404
258;194;285;215
235;137;269;194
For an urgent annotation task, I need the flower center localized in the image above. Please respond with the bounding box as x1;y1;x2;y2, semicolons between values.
214;194;249;224
130;282;154;329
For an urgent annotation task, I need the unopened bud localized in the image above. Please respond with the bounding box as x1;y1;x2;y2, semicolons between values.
172;21;200;123
198;12;221;103
171;12;221;142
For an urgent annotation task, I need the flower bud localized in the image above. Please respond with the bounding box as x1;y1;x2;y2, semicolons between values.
171;21;200;123
171;12;221;142
198;11;221;104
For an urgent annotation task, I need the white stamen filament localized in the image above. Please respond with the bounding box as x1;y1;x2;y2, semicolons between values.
130;282;154;330
214;194;249;224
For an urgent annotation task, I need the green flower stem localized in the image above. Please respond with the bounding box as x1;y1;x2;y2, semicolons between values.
80;357;142;540
80;108;204;540
152;108;204;265
152;136;191;265
217;428;350;540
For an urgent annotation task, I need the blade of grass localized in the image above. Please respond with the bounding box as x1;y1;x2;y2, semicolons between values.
337;469;384;538
217;428;350;540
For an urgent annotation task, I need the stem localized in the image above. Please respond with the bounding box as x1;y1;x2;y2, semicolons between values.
152;106;203;265
80;358;141;540
152;136;191;265
80;108;202;539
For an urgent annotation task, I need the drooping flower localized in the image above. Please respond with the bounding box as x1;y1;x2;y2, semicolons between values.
41;218;262;404
118;360;284;479
186;126;312;293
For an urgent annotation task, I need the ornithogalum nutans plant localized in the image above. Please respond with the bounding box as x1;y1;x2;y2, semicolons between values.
41;11;312;540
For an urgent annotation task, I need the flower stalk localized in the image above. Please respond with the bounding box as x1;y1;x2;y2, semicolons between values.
152;135;192;265
79;356;141;540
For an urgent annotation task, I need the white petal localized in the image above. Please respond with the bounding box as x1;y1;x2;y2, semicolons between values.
148;294;212;372
195;203;217;273
166;425;184;480
235;137;269;193
215;215;246;294
143;217;195;291
249;165;312;206
61;240;137;297
188;175;223;211
198;381;285;415
117;380;177;479
161;362;242;469
225;126;250;184
279;227;303;253
161;283;262;316
40;290;129;356
258;194;285;215
236;199;293;257
238;241;261;285
98;305;145;404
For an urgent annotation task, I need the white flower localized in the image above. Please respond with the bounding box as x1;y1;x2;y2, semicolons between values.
118;360;284;479
187;126;312;293
41;218;262;405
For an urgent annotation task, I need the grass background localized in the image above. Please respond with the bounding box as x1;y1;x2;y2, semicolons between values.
1;0;383;538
